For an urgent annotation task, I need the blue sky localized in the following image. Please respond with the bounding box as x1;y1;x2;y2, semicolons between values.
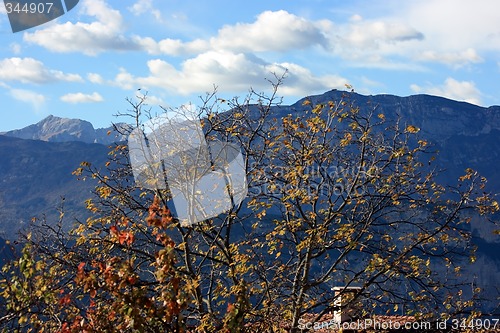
0;0;499;131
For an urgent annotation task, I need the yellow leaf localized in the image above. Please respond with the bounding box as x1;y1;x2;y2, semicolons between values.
406;125;420;133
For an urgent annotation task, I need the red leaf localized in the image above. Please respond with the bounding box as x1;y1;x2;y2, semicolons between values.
78;262;85;271
118;231;134;246
110;225;119;236
59;294;71;306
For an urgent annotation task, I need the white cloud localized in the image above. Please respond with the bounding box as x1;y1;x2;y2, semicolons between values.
315;0;500;68
410;78;482;105
23;0;137;55
340;20;423;48
374;0;500;69
128;0;162;21
359;76;384;88
320;17;424;67
9;89;46;111
349;14;363;23
418;48;483;67
113;51;347;96
129;10;426;71
60;92;104;103
143;95;165;106
212;10;326;52
133;10;325;56
404;0;500;52
18;1;499;73
0;57;83;83
128;9;423;71
10;43;22;55
133;36;209;56
273;63;347;96
87;73;104;84
128;0;152;15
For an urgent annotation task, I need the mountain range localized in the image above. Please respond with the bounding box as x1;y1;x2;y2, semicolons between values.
0;90;498;305
1;114;127;144
1;91;499;239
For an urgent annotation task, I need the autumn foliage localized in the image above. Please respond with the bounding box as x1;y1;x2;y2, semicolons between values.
0;83;498;332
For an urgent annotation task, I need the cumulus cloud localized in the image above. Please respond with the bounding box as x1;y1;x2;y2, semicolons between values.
418;48;483;67
133;10;325;56
128;0;162;21
320;17;424;67
411;78;482;105
87;73;104;84
376;0;500;69
24;0;137;55
9;89;46;111
128;5;491;70
317;0;500;68
133;36;209;56
0;57;83;83
129;9;423;70
113;51;347;96
212;10;326;52
18;1;498;73
267;62;347;96
339;20;423;48
60;92;104;103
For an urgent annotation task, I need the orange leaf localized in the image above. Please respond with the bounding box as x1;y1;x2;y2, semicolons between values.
78;262;85;271
118;231;134;246
110;225;119;236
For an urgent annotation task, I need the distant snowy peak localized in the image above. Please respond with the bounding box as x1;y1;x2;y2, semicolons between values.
3;115;127;144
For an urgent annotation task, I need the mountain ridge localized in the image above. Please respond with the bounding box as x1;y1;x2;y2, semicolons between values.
0;90;498;309
0;90;498;241
1;114;127;144
289;90;500;142
2;92;500;145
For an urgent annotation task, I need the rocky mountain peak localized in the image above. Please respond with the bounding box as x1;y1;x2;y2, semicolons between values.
3;115;126;144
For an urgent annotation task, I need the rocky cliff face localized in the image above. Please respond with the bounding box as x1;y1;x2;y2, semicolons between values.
2;115;127;144
289;90;500;143
287;91;500;187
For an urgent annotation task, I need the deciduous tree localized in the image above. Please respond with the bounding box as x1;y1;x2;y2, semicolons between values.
1;79;498;332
